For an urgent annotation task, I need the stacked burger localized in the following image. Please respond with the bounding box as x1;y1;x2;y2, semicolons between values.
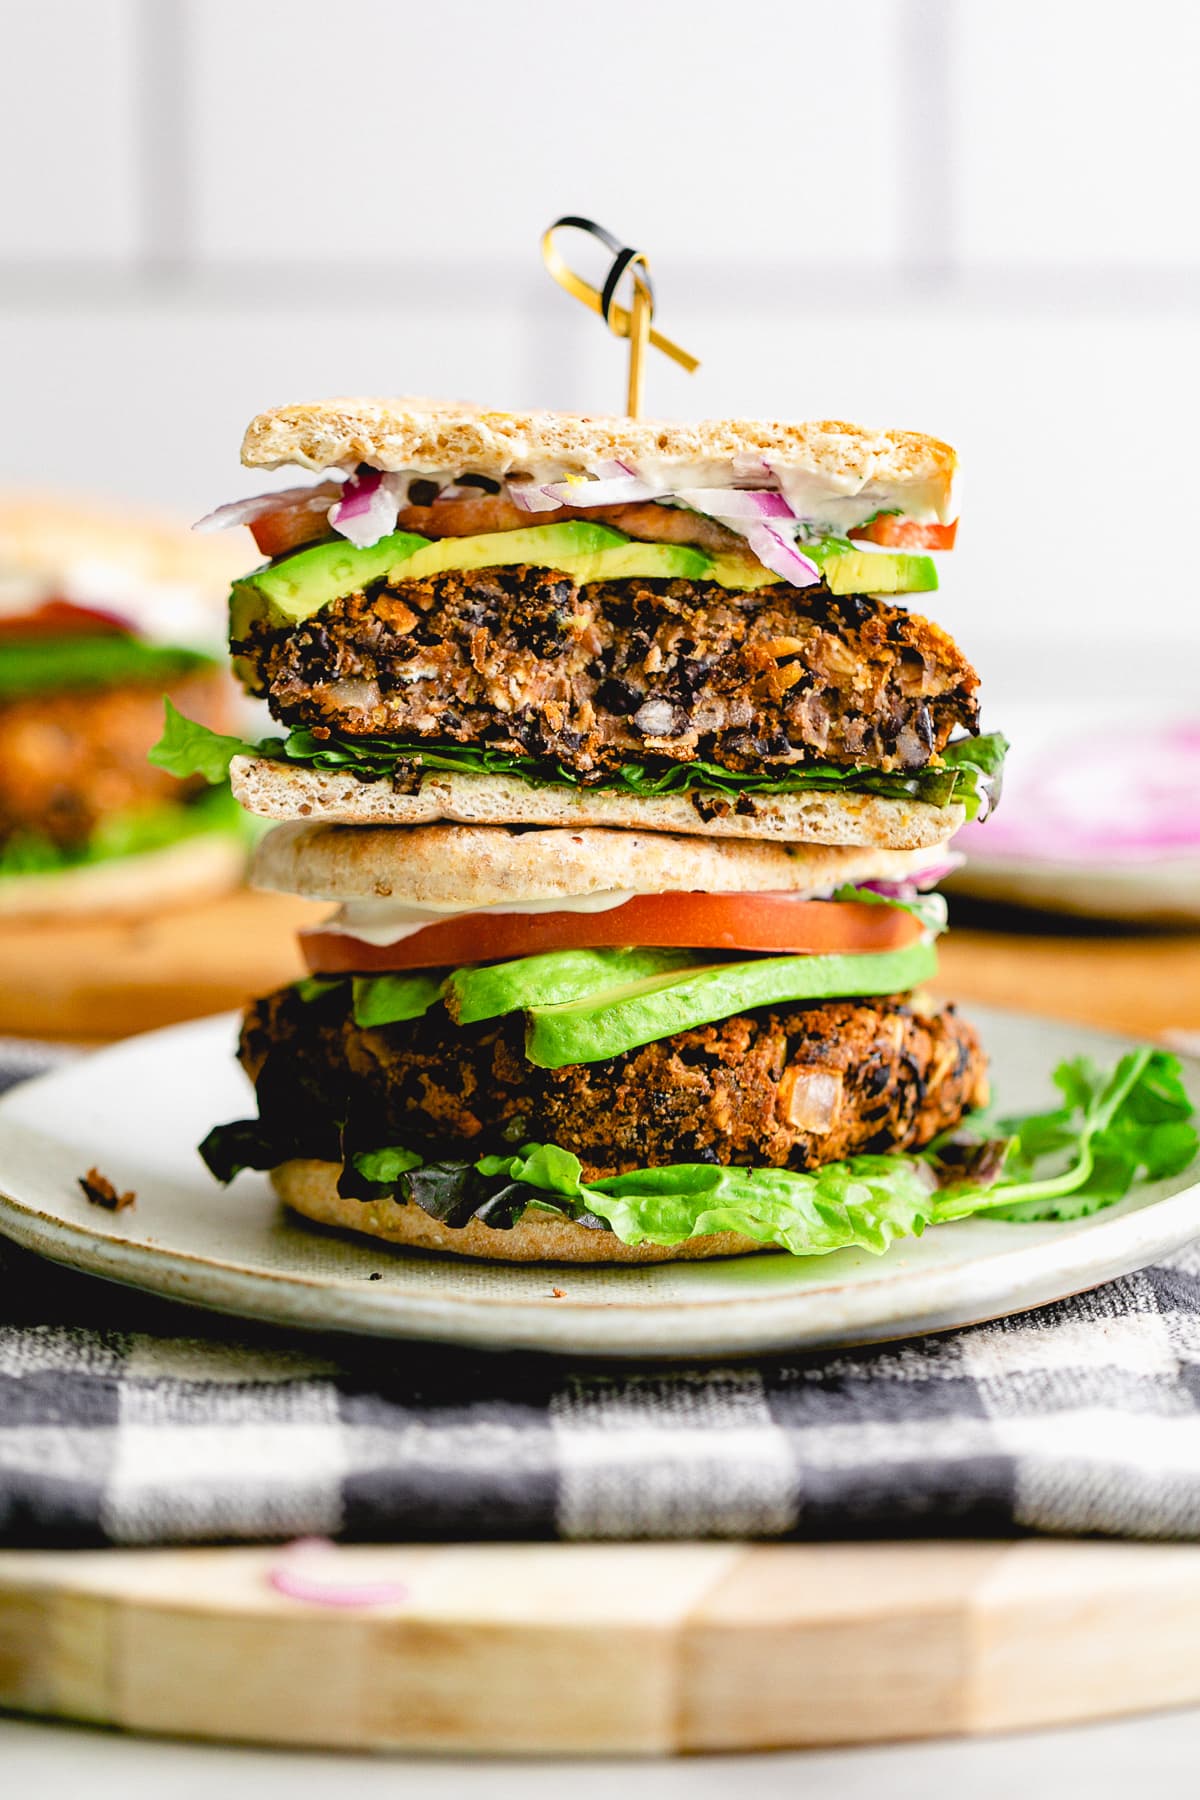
0;492;247;917
167;399;1007;1263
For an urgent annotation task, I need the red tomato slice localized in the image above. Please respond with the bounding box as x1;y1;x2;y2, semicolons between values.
249;483;342;558
301;893;924;974
849;517;958;550
0;599;128;637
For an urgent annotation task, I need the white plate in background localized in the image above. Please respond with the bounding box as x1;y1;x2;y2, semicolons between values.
950;706;1200;922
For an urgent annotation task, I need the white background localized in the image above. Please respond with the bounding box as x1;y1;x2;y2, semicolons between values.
1;0;1198;710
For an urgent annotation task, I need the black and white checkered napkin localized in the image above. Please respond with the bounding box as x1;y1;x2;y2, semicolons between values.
4;1043;1200;1547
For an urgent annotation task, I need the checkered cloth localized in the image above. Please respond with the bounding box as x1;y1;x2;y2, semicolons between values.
4;1045;1200;1546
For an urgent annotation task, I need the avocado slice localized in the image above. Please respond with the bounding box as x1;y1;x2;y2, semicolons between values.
523;941;938;1068
228;521;939;654
820;550;937;595
392;520;623;579
446;946;697;1025
242;530;431;624
352;970;447;1027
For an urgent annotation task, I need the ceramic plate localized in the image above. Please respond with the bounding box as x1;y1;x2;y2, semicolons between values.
948;704;1200;922
0;1008;1196;1360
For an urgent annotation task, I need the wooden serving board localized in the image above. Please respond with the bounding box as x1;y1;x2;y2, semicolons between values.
0;889;323;1040
3;1540;1200;1753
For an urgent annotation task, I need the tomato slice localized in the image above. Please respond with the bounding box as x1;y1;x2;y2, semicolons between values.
249;483;342;558
0;599;128;637
301;893;924;974
849;517;958;550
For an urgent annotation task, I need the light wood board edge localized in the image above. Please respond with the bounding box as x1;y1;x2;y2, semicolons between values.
3;1540;1200;1753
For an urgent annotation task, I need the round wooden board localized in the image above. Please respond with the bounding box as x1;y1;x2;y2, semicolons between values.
0;889;322;1040
3;1540;1200;1753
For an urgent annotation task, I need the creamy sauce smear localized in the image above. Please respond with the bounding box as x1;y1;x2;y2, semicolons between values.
322;889;641;947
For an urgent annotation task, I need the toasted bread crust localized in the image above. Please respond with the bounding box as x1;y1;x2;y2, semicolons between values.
231;758;965;850
240;398;957;522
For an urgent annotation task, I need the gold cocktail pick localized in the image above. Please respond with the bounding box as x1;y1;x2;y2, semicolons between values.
541;216;700;418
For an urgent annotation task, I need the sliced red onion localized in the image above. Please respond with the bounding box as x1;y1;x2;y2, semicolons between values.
508;481;564;513
328;471;409;548
957;721;1200;862
268;1538;408;1609
673;488;794;522
511;461;658;510
193;483;340;534
743;523;821;586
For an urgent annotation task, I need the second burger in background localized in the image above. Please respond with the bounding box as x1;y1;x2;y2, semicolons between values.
0;493;250;916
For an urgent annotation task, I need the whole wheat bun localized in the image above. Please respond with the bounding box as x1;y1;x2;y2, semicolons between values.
252;819;947;908
0;490;253;609
0;831;245;921
241;400;957;524
275;1160;768;1263
231;758;963;851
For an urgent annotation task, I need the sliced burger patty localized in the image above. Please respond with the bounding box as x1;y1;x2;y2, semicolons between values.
0;668;229;854
239;983;988;1182
240;568;980;781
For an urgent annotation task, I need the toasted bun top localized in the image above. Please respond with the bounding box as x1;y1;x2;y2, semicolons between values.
0;490;254;621
252;819;947;908
241;399;957;523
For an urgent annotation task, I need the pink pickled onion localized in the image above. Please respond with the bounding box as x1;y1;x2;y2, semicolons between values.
957;721;1200;862
267;1538;408;1609
193;483;341;534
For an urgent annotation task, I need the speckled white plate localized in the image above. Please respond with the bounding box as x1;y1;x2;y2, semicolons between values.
0;1008;1196;1360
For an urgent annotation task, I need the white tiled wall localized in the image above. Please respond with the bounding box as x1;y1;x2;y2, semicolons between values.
1;0;1198;706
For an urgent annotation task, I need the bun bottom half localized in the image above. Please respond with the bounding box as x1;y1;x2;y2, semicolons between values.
274;1159;772;1265
0;830;245;921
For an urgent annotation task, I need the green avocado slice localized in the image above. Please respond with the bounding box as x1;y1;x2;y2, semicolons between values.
820;550;937;595
523;941;939;1068
228;518;942;642
233;530;431;627
390;520;625;579
446;946;698;1025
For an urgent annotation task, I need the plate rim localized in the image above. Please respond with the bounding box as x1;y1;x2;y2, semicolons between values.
0;1007;1197;1359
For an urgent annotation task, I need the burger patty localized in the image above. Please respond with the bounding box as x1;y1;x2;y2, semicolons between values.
238;983;988;1182
240;568;979;781
0;668;230;854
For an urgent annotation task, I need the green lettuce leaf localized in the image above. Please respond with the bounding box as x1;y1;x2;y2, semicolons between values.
0;636;214;697
148;699;259;784
832;882;949;937
203;1049;1197;1256
149;706;1008;822
486;1144;943;1255
933;1049;1199;1223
